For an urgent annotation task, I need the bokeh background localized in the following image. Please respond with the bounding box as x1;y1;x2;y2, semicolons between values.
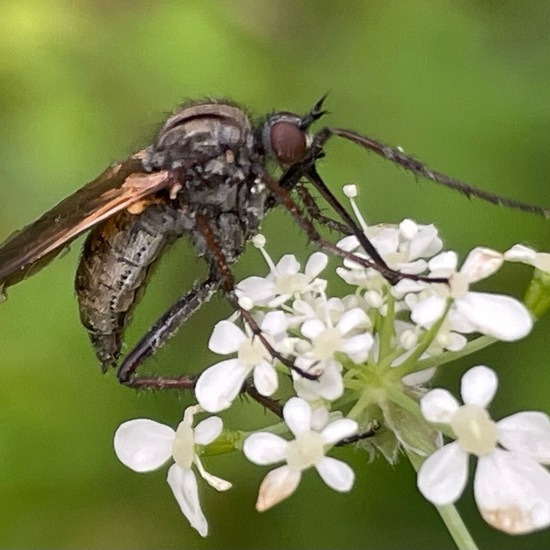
1;1;550;548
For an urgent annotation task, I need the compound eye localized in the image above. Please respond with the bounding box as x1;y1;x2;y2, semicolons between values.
268;120;307;165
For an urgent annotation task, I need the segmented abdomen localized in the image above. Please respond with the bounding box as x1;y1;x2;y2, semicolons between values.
75;203;190;369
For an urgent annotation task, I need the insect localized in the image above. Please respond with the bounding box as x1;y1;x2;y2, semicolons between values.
0;97;547;391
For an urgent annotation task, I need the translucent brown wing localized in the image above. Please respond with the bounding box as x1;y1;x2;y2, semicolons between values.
0;151;173;291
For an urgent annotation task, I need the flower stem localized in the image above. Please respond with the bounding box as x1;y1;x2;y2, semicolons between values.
389;299;452;378
406;335;495;374
407;450;479;550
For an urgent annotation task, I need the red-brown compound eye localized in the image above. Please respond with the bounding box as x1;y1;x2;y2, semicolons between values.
269;120;307;165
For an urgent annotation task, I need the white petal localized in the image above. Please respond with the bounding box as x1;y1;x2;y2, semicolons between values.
276;254;300;275
408;225;439;259
445;332;467;352
460;365;498;408
284;397;312;436
114;419;174;473
401;367;437;386
335;308;368;335
301;319;326;340
417;442;469;505
315;456;355;492
428;251;458;275
460;247;503;283
504;245;550;273
167;465;208;537
393;278;428;294
321;418;358;445
193;416;223;446
337;235;359;252
194;457;232;491
399;218;419;240
420;229;443;258
305;252;328;278
498;412;550;463
475;449;550;534
420;389;460;424
504;244;537;265
261;311;288;335
410;295;447;327
243;432;288;465
340;333;373;363
195;359;249;413
294;359;344;402
396;258;427;275
253;361;279;396
208;320;246;354
371;227;399;256
456;292;533;341
236;276;275;303
255;466;302;511
448;309;477;334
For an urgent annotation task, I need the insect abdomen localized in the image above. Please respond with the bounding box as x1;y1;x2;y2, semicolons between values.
75;203;190;370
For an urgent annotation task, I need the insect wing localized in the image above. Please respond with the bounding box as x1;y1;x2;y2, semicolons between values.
0;151;172;291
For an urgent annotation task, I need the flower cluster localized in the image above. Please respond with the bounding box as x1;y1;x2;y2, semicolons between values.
113;185;550;541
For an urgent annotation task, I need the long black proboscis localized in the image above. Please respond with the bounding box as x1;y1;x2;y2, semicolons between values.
319;127;550;218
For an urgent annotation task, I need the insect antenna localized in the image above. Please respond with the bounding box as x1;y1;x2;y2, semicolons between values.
313;127;550;218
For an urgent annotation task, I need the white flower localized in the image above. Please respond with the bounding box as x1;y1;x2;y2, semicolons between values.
113;405;231;537
300;307;373;364
409;247;533;341
417;365;550;534
504;244;550;273
243;397;358;511
195;312;287;413
289;307;373;402
236;251;328;308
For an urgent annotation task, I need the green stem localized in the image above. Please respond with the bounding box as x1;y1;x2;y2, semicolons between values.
378;293;396;360
407;450;479;550
407;335;495;374
390;299;452;378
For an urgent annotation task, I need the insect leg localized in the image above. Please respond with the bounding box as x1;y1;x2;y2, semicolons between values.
296;184;351;235
117;277;219;389
267;172;448;286
316;126;550;218
195;214;318;381
116;274;286;416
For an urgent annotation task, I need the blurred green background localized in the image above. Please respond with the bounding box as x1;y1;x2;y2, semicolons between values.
1;1;550;548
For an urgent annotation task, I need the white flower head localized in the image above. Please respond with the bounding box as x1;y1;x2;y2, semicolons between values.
196;312;287;413
409;247;533;341
113;405;231;537
417;366;550;534
243;397;358;511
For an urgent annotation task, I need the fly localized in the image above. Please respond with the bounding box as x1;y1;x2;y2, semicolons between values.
0;96;547;390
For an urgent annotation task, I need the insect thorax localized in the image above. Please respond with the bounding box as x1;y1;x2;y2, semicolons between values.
143;101;271;263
